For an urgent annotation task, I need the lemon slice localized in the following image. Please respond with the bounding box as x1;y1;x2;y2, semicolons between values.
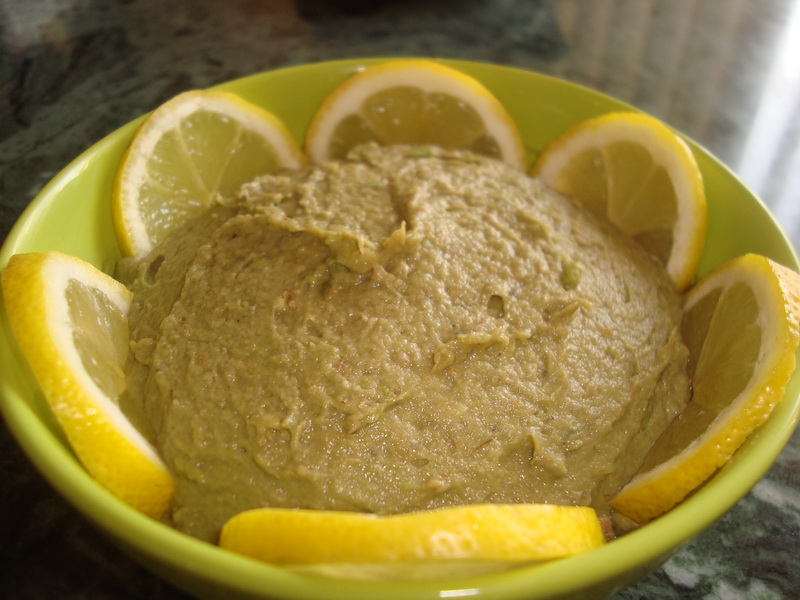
113;90;306;258
610;254;800;523
1;251;174;518
220;504;604;568
531;112;706;291
304;59;526;169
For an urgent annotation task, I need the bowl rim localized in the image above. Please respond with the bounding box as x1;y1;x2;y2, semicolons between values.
2;57;799;600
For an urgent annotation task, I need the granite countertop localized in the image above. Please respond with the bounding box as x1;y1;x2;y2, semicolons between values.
1;0;799;598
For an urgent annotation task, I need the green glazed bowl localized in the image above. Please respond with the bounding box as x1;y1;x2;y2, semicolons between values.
2;58;799;600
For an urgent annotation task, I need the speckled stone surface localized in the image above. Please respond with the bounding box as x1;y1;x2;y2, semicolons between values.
1;0;799;598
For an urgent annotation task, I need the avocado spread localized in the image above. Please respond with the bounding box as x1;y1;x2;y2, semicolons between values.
119;144;690;542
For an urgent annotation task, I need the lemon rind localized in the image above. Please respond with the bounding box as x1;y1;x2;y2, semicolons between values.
41;253;162;462
113;90;306;258
2;251;174;518
305;60;527;169
531;112;707;291
610;254;800;523
220;504;605;566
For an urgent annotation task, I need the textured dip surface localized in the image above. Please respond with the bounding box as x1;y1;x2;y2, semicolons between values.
119;144;690;542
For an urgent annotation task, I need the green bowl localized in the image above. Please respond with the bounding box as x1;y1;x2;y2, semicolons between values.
2;58;799;600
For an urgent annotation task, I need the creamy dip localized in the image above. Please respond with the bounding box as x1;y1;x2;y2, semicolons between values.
119;144;690;542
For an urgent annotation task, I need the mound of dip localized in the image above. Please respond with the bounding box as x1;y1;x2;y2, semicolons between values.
118;144;690;542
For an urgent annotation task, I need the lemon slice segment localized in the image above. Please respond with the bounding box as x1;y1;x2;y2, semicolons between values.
531;112;706;291
304;59;526;169
113;90;306;258
220;504;604;569
2;251;174;518
610;254;800;523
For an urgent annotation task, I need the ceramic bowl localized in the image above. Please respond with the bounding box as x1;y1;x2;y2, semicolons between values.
2;58;799;600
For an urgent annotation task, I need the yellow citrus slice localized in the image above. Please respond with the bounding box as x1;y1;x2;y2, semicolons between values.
610;253;800;523
304;59;526;169
113;89;306;258
530;112;706;291
220;504;604;568
1;251;174;518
